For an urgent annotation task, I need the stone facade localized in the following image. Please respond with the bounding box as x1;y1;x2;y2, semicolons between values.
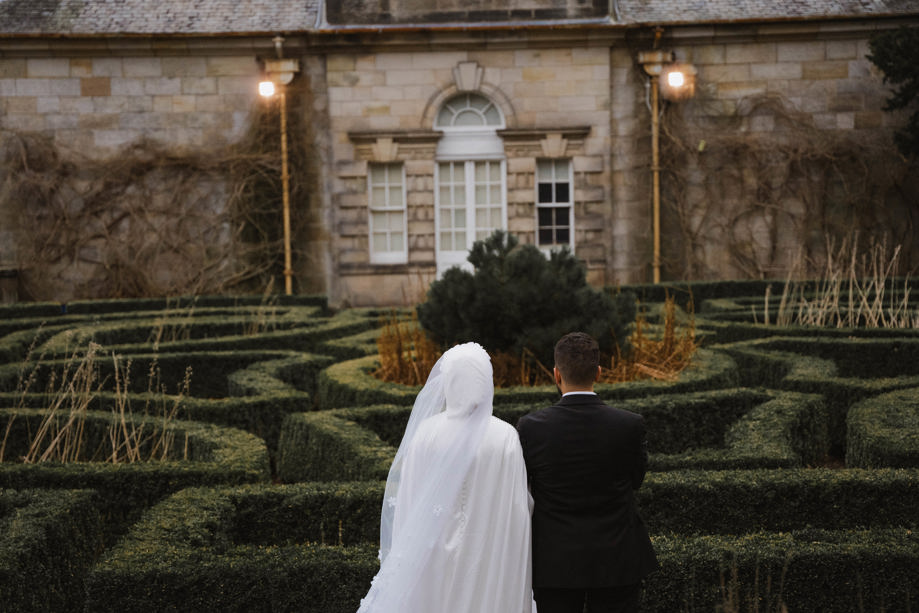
1;1;917;305
323;43;615;303
0;52;260;156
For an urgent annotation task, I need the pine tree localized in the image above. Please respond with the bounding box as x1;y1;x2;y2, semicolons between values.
868;26;919;157
417;231;635;367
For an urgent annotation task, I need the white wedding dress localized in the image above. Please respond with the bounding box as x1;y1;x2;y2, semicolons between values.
358;343;534;613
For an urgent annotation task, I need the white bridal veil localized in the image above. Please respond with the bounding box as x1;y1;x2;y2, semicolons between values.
358;342;532;613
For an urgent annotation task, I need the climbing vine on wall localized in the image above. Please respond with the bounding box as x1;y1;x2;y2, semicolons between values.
0;91;310;301
659;93;919;280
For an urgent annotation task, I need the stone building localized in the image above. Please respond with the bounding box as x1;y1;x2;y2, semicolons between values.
1;0;917;305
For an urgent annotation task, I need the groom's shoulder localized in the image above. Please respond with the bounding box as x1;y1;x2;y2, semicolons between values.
516;402;562;427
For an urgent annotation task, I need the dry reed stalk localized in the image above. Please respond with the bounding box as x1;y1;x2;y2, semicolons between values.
243;278;280;336
603;296;698;384
776;236;916;329
3;340;188;465
22;342;102;464
374;310;440;386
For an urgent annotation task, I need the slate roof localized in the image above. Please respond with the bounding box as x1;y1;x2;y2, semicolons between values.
0;0;321;35
0;0;916;36
615;0;919;24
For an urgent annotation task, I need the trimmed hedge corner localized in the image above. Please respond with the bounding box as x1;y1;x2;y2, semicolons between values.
0;488;102;613
85;483;382;613
848;387;919;468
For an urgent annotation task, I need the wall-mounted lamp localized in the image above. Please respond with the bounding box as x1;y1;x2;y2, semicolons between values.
638;49;697;283
259;38;300;295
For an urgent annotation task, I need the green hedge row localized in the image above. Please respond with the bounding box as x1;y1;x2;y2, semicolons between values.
645;528;918;612
277;387;829;483
848;388;919;468
277;410;395;483
251;467;919;538
721;338;919;451
641;468;919;534
0;488;103;613
0;408;269;542
315;348;739;411
0;349;301;399
0;294;328;321
3;389;311;456
85;484;381;613
227;352;336;398
86;481;918;612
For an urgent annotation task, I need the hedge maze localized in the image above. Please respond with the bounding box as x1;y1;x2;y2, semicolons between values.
1;283;917;611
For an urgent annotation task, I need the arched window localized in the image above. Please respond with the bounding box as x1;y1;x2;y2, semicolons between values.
435;93;504;129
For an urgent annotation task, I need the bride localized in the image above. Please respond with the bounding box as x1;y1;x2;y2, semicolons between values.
357;342;534;613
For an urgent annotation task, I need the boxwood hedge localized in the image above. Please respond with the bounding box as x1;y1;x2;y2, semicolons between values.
848;387;919;468
0;488;102;613
0;408;269;542
85;484;381;613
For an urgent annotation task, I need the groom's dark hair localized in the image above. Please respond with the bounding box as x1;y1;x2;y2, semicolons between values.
554;332;600;387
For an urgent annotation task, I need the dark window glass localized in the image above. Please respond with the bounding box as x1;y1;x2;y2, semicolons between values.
555;183;569;203
538;183;553;203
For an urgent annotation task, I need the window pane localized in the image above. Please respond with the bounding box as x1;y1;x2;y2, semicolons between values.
370;165;386;184
454;209;466;229
455;109;483;126
372;232;386;253
389;186;403;207
436;107;453;127
538;184;553;203
490;208;502;227
490;185;501;202
489;162;501;181
538;208;553;225
555;182;570;203
555;207;569;225
476;185;487;203
536;160;552;181
557;228;570;243
371;186;386;207
391;232;404;251
539;229;553;244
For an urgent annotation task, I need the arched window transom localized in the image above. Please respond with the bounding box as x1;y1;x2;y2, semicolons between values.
435;93;504;129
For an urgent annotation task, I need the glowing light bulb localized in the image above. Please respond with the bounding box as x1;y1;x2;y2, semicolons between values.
259;80;276;97
666;71;685;89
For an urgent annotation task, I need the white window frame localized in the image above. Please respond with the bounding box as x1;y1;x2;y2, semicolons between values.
434;159;508;273
434;93;507;276
368;162;408;265
535;158;574;252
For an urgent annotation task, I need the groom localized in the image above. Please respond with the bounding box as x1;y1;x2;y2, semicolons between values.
517;332;658;613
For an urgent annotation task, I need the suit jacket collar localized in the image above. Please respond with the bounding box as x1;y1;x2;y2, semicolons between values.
557;393;600;407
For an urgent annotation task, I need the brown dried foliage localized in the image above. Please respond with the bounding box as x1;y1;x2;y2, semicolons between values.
376;298;698;388
660;93;919;281
602;295;699;383
0;92;308;300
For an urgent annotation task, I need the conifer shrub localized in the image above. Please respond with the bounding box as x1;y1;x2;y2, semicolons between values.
417;231;636;367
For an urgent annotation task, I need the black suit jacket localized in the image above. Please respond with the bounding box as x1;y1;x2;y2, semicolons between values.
517;393;658;588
